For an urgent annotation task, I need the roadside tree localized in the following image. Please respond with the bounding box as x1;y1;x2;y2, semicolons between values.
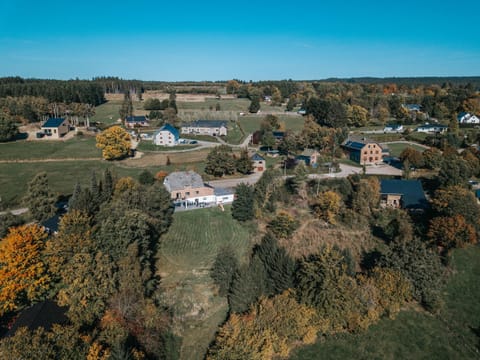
96;126;131;160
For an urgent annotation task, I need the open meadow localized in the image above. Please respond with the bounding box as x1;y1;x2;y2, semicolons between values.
238;114;305;134
292;247;480;359
157;207;256;360
0;136;101;161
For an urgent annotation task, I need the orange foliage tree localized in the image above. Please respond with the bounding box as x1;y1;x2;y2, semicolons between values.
0;224;50;315
428;215;477;255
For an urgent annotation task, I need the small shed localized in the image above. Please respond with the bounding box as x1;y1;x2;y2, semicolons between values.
41;118;69;139
251;153;266;173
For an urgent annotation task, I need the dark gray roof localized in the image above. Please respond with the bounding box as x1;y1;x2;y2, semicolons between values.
164;171;204;191
214;187;234;196
183;120;227;128
251;153;265;161
380;179;428;209
126;115;148;122
42;118;66;128
343;136;382;151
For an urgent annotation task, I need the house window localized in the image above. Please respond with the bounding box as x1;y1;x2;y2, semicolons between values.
186;192;190;196
196;191;199;194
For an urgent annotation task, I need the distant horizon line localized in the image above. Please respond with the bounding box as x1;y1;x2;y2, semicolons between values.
1;75;480;83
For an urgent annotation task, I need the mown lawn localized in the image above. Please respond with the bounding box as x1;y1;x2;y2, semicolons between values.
136;142;199;152
157;207;255;360
291;247;480;360
239;114;304;134
178;98;250;111
0;136;101;160
386;142;426;157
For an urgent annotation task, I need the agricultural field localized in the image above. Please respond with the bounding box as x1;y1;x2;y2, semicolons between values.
157;207;256;360
0;136;101;161
292;247;480;360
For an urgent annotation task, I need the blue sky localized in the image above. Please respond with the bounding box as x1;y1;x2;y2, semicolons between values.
0;0;479;81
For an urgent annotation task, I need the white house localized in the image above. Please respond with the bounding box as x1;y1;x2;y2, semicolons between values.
458;112;480;124
383;124;404;133
214;188;235;204
153;124;179;147
181;120;228;136
415;124;448;134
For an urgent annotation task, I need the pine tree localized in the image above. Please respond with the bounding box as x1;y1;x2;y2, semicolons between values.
211;247;239;296
23;172;56;222
253;233;295;296
231;183;254;221
228;257;268;313
235;149;253;175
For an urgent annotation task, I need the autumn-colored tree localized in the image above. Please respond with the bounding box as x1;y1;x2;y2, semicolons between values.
0;224;50;315
267;212;299;239
399;147;424;168
208;290;323;360
427;215;477;255
45;210;93;280
351;176;380;217
347;104;369;127
431;185;480;231
422;147;443;169
311;190;341;224
96;126;131;160
58;251;117;325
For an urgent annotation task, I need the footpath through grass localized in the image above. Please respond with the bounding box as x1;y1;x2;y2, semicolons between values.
292;246;480;360
157;207;255;360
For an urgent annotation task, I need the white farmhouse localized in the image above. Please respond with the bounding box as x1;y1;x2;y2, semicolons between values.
153;124;179;147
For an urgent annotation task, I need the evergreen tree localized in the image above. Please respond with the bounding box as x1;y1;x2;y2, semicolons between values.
235;149;253;175
23;172;56;222
248;96;260;113
211;247;239;297
101;168;114;203
253;233;295;296
139;169;155;185
0;112;18;142
231;183;254;221
205;145;236;177
228;257;268;313
380;237;444;311
253;168;281;216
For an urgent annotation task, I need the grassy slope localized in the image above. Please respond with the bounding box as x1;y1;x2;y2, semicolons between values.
292;247;480;360
91;100;123;125
157;207;255;360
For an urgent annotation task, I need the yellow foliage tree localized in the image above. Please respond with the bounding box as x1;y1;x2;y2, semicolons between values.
312;190;341;224
0;224;50;315
207;290;323;359
96;126;131;160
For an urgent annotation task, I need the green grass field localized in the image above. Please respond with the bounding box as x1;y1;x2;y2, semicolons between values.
178;98;250;111
91;101;123;125
158;207;255;360
136;142;199;152
292;247;480;359
238;114;305;134
0;136;101;161
386;142;426;157
0;160;163;208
